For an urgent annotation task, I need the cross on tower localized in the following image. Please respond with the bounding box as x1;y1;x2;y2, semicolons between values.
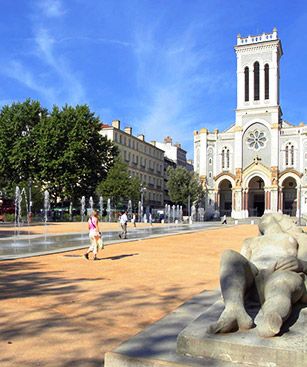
253;155;261;165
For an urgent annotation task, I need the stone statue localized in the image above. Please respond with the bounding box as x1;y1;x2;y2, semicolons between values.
208;213;307;337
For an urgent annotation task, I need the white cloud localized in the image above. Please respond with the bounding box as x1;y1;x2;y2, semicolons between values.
56;36;132;48
38;0;66;18
1;1;85;107
2;60;57;102
132;22;225;156
33;25;86;105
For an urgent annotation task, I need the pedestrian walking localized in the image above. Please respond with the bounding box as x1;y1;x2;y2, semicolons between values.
221;214;227;225
83;210;103;260
119;210;128;239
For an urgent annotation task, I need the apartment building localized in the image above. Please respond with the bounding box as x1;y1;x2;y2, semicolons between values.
153;136;189;167
100;120;165;208
152;136;194;204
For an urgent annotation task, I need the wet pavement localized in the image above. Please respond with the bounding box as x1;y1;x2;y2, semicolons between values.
0;222;222;260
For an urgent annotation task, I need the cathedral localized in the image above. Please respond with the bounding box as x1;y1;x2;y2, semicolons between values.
194;28;307;219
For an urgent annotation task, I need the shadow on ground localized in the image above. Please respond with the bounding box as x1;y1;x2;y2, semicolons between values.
0;257;206;367
97;253;139;261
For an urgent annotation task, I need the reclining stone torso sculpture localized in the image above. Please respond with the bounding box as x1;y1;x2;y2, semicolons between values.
208;213;307;337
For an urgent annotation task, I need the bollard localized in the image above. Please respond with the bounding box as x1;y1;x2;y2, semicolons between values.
251;220;254;225
235;220;238;225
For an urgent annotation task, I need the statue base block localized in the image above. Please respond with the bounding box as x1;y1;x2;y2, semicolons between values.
177;298;307;367
104;290;306;366
105;290;244;366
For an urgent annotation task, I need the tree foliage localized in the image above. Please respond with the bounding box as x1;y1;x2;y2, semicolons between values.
166;166;203;205
0;100;118;203
0;99;47;196
34;104;118;202
96;159;141;209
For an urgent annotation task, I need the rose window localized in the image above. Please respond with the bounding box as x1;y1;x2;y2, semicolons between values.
246;130;267;151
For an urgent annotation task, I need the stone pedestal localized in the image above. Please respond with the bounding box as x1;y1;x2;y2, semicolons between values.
105;290;307;367
177;299;307;367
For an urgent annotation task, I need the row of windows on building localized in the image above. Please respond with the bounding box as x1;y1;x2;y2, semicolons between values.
123;151;163;173
128;169;163;189
114;132;163;160
244;62;269;101
148;192;162;203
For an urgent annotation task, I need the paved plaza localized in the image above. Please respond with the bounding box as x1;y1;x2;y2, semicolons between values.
1;223;258;367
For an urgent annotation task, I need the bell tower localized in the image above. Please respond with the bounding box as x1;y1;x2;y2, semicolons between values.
234;27;283;124
232;29;283;219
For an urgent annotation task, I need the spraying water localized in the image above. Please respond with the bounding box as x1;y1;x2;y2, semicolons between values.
172;205;176;223
81;196;86;222
44;190;50;223
15;186;21;227
191;204;196;222
15;186;29;227
138;201;141;223
127;199;132;219
107;198;111;222
199;206;205;222
164;204;168;223
179;205;183;222
89;196;94;214
99;196;103;218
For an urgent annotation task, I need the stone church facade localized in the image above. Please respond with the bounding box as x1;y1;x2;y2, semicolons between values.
194;28;307;219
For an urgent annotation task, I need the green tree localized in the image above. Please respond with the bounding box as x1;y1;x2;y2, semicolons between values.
0;99;47;196
96;159;141;209
166;166;203;205
34;104;118;203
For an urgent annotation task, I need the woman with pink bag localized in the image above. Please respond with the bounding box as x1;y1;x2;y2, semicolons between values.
83;210;103;260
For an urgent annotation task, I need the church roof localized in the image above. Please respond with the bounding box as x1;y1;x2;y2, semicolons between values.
221;123;236;133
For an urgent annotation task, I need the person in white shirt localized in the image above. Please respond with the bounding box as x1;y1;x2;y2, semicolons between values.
119;211;128;239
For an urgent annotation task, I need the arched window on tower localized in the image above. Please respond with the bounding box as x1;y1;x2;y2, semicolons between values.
290;145;294;166
244;67;249;101
264;64;269;99
254;61;260;101
222;147;230;170
285;143;295;167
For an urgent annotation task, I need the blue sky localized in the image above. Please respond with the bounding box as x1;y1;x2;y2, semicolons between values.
1;0;307;159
